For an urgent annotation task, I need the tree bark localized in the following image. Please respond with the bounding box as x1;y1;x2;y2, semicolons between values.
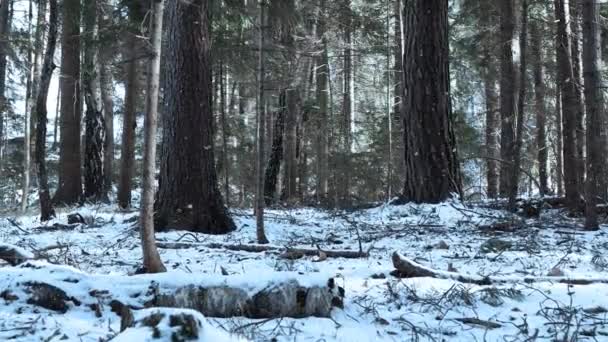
400;0;462;203
99;0;114;197
570;0;586;187
315;1;329;202
219;62;230;207
479;0;499;199
156;0;235;235
83;0;105;202
35;0;58;221
0;0;10;164
339;0;352;207
140;0;166;273
555;0;583;211
498;0;516;197
264;91;286;205
508;0;528;211
582;0;607;230
54;0;82;205
556;89;564;196
117;30;139;209
255;1;269;243
530;21;549;197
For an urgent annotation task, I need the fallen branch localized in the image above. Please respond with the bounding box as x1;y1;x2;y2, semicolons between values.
391;252;608;285
0;244;35;266
156;241;369;259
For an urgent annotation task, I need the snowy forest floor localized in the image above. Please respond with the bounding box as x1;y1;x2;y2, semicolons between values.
1;199;608;341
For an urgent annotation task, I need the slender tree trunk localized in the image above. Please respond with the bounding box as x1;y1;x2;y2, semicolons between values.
255;1;269;243
400;0;462;203
339;0;352;207
556;89;564;196
508;0;528;210
140;0;166;273
498;0;516;197
35;0;58;221
117;32;139;208
264;90;286;205
156;0;235;234
570;0;586;186
219;63;230;207
83;0;105;202
0;0;10;162
21;0;33;212
479;0;499;199
54;0;82;205
582;0;606;230
315;0;329;201
555;0;582;211
99;0;114;197
530;21;549;197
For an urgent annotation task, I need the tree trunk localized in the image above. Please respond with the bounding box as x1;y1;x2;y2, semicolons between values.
99;0;114;197
315;0;329;201
479;0;499;199
498;0;516;197
264;91;286;205
140;0;166;273
530;21;549;197
582;0;607;230
117;30;139;209
35;0;58;221
83;0;105;202
255;1;269;243
339;0;352;207
400;0;462;203
54;0;81;205
570;0;586;187
156;0;235;235
556;89;564;196
219;62;230;207
508;0;528;211
555;0;582;211
0;0;9;164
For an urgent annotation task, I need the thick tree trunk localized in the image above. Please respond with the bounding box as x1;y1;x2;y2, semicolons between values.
530;21;549;197
264;91;286;205
83;0;105;202
156;0;235;235
99;0;114;197
117;31;139;209
508;0;528;211
35;0;58;221
0;0;9;162
54;0;82;205
555;0;583;211
315;2;329;201
255;1;269;243
582;0;607;230
498;0;516;197
400;0;462;203
283;88;298;203
140;0;166;273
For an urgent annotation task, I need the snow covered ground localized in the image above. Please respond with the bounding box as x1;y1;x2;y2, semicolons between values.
1;199;608;341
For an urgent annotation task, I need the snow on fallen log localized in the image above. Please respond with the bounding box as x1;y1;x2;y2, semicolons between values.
114;308;246;342
0;261;343;319
391;252;608;285
156;241;369;259
0;244;35;266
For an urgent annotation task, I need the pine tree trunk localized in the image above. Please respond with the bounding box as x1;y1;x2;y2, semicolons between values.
498;0;516;197
339;0;352;207
556;90;564;196
54;0;82;205
315;0;329;201
264;91;286;205
582;0;606;230
255;1;269;243
555;0;582;211
400;0;462;203
283;88;298;203
569;1;586;187
140;0;166;273
35;0;58;221
508;0;528;211
156;0;235;235
99;0;114;197
530;21;549;196
83;0;105;202
479;0;499;199
117;27;139;209
0;0;9;162
219;63;230;207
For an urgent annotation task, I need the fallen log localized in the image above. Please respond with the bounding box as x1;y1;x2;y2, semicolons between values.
0;261;343;319
0;244;35;266
157;241;369;259
391;252;608;285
